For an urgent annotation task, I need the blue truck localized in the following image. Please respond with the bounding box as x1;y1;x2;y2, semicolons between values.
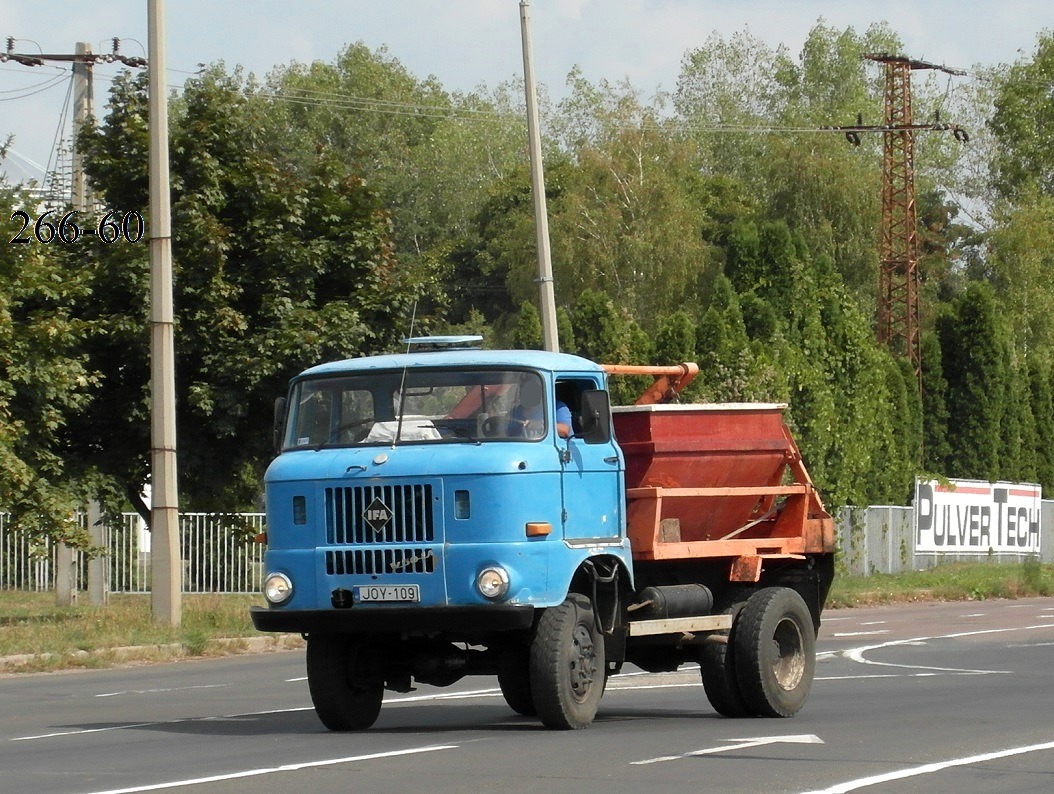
251;337;836;730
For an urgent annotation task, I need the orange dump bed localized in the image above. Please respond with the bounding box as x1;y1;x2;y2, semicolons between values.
613;403;835;580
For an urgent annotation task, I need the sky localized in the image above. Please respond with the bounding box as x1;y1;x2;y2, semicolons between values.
1;1;1051;185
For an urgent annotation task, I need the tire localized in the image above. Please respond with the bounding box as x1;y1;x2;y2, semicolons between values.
733;587;815;718
497;644;536;716
699;603;754;717
306;634;384;731
530;594;606;729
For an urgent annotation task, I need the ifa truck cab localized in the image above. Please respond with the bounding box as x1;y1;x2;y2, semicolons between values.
252;336;836;731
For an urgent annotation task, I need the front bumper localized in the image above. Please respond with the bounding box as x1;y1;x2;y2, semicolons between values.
250;604;536;635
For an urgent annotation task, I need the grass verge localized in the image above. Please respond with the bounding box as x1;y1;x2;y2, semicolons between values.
0;592;301;673
826;558;1054;607
1;560;1052;672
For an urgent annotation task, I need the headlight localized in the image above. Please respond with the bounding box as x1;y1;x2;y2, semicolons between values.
476;566;510;600
264;572;293;604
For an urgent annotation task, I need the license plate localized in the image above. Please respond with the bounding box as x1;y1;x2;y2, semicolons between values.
354;584;420;603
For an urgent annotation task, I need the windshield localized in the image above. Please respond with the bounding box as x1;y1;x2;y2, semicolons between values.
284;368;551;448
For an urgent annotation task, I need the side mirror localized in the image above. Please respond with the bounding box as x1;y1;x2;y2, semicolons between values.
578;389;612;445
273;396;287;452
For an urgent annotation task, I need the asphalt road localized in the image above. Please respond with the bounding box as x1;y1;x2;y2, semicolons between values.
2;597;1054;794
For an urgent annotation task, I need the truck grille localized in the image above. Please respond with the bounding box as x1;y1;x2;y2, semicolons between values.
325;547;436;576
324;484;435;545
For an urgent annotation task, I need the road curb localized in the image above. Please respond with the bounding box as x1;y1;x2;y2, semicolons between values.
0;633;304;673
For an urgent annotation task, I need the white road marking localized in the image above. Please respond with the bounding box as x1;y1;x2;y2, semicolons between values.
832;631;890;637
79;744;459;794
14;723;162;741
95;684;231;698
816;671;993;681
799;738;1054;793
11;709;313;742
10;678;705;743
858;621;887;626
19;624;1054;744
388;687;503;703
840;623;1054;676
633;734;824;765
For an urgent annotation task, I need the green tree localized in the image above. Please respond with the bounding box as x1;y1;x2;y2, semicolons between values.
920;331;952;473
938;284;1006;481
268;47;526;312
570;289;649;403
509;300;543;350
71;66;425;520
1029;358;1054;491
653;310;697;367
548;72;718;325
985;193;1054;352
0;184;96;548
989;32;1054;200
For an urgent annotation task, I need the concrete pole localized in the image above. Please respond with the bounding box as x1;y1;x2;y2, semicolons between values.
55;42;95;609
86;502;108;605
148;0;181;626
519;1;559;353
54;543;77;606
71;42;93;212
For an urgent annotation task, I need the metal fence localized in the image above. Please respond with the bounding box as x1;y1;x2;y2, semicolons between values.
0;512;265;593
3;502;1053;591
835;501;1054;576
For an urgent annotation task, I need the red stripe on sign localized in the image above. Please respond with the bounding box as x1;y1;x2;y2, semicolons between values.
935;485;991;494
1009;489;1039;498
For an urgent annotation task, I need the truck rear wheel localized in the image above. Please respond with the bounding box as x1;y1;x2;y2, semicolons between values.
530;594;605;729
733;587;815;717
497;644;536;716
306;634;384;731
699;603;754;717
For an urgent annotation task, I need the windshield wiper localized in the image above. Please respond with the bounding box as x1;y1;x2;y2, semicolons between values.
431;420;482;445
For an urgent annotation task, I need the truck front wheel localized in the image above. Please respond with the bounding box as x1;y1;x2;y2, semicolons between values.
733;587;815;717
306;634;384;731
530;594;605;729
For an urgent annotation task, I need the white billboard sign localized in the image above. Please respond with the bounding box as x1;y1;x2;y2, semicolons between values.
915;479;1041;554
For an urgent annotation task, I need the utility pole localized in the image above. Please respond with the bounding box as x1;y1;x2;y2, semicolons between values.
519;0;560;352
827;54;966;382
70;43;113;606
1;38;146;203
71;42;93;211
148;0;181;627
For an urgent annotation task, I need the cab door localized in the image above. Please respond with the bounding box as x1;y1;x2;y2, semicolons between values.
557;380;623;541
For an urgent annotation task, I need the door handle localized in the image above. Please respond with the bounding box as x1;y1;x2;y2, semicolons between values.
604;456;619;464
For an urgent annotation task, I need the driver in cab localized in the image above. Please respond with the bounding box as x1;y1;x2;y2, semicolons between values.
508;377;572;439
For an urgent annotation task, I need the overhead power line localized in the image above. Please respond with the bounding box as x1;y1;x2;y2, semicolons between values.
1;37;146;203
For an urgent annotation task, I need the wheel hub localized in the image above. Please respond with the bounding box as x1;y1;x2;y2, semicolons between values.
569;624;598;700
770;616;806;691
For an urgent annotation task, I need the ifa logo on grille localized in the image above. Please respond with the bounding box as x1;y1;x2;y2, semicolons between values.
363;498;393;533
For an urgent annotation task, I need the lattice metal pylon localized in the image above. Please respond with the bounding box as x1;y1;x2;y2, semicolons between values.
847;54;968;383
875;56;921;377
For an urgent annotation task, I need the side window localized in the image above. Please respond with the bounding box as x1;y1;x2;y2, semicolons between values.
555;378;600;436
